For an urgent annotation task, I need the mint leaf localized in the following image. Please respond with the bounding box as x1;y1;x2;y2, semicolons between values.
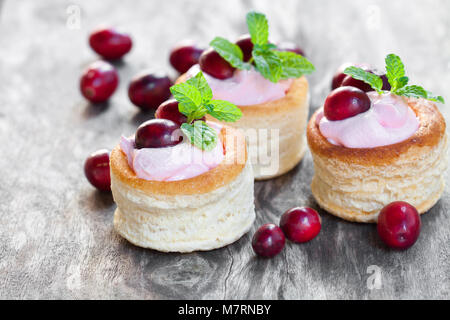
344;66;383;94
427;92;445;104
275;51;315;79
396;85;427;99
186;72;212;103
395;85;445;103
170;82;202;116
246;11;269;46
396;76;409;89
385;53;406;91
210;37;251;70
181;121;218;151
205;100;242;122
252;47;282;82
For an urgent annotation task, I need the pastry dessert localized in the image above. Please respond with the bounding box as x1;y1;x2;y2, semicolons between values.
307;54;446;223
111;73;255;252
176;11;315;179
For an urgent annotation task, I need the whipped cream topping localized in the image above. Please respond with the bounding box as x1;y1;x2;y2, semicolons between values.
120;123;224;181
316;92;419;148
187;64;292;106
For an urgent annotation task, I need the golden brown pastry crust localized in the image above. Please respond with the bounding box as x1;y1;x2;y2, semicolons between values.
307;98;446;166
110;126;247;196
307;97;447;223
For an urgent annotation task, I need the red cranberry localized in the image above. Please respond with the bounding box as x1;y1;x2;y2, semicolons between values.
135;119;182;149
128;72;172;111
252;224;285;258
199;48;235;80
331;63;353;89
235;34;254;62
155;99;188;126
89;27;132;60
340;75;374;92
280;207;321;243
80;61;118;103
379;74;391;91
277;41;305;56
84;149;111;191
324;86;371;121
169;43;203;74
377;201;421;250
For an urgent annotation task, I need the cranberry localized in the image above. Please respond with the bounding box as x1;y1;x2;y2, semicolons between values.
155;99;187;126
80;61;118;103
340;75;374;92
199;48;235;80
377;201;421;250
277;41;305;56
169;43;203;74
252;224;285;258
280;207;321;243
128;72;172;111
235;34;254;62
379;74;391;91
84;149;111;191
89;27;132;60
324;86;371;121
135;119;182;149
331;63;353;89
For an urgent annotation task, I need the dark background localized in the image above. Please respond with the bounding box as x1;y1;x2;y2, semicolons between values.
0;0;448;299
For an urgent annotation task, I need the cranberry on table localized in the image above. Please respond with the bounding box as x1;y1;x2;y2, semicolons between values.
280;207;321;243
277;41;305;56
324;86;371;121
128;72;172;111
80;61;119;103
377;201;421;250
252;224;285;258
89;27;132;60
84;149;111;191
135;119;182;149
235;34;254;62
199;48;235;80
169;43;203;74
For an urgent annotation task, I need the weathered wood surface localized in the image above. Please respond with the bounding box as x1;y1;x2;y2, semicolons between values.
0;0;449;299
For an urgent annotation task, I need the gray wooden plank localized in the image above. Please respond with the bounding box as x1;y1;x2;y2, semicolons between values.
0;0;449;299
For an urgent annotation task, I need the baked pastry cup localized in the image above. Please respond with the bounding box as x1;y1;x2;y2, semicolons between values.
177;74;310;180
110;126;255;252
307;98;448;223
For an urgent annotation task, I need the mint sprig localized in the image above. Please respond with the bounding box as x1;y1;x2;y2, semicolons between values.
209;11;315;83
343;66;384;94
210;37;251;70
169;72;243;151
343;54;445;103
246;11;269;46
181;121;218;152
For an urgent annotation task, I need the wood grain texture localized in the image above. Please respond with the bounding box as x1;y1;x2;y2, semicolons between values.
0;0;449;299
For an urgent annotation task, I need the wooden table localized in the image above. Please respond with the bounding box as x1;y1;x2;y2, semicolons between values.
0;0;448;299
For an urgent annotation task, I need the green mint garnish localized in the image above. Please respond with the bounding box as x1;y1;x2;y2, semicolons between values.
343;53;445;103
246;11;269;46
169;72;242;151
343;66;384;94
181;121;218;152
209;11;315;83
210;37;251;70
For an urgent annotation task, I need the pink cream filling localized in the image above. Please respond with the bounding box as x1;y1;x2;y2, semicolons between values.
187;64;292;106
120;122;224;181
316;92;420;148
